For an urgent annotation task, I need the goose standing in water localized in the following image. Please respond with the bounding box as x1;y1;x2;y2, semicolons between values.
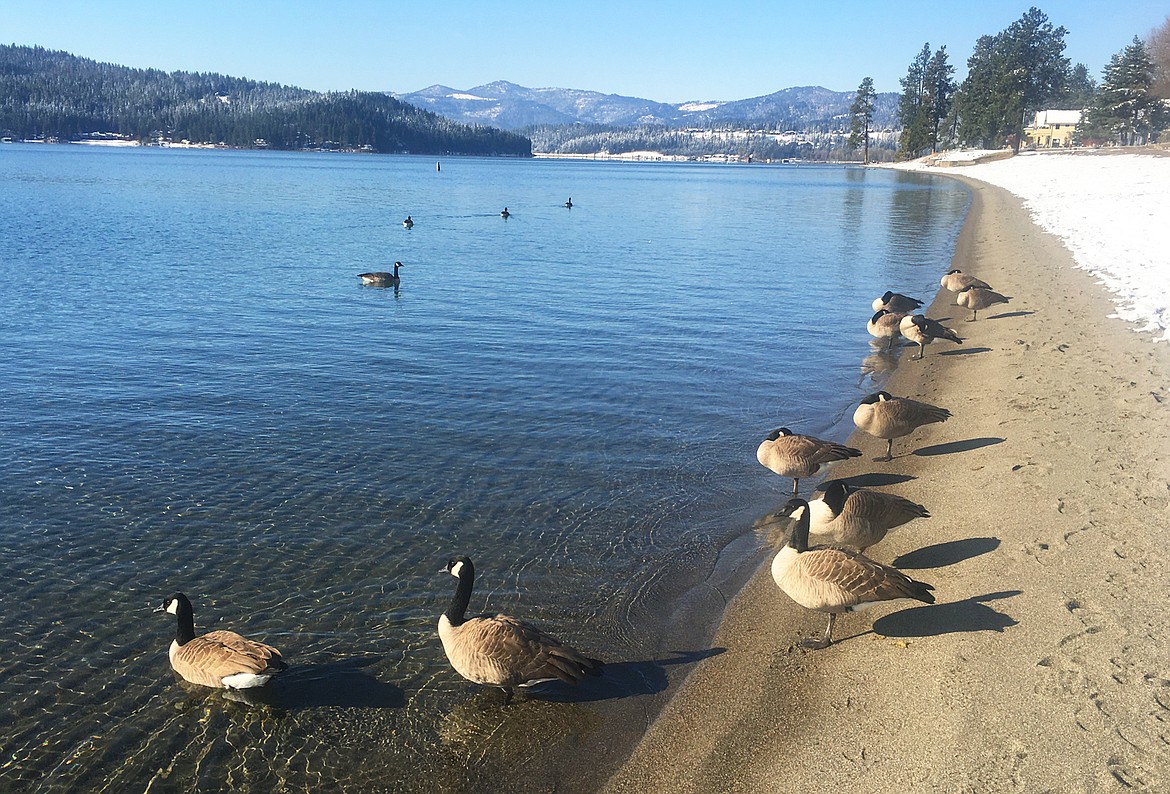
808;479;930;553
867;309;906;350
403;215;414;229
438;556;603;705
957;285;1011;320
500;207;511;219
756;427;862;496
898;314;963;359
871;291;923;314
358;261;404;286
940;268;992;296
853;391;952;461
155;593;287;689
771;498;935;649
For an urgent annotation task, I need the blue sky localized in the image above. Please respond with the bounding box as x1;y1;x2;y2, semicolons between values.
3;1;1166;101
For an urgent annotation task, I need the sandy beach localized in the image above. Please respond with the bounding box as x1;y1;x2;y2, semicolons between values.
604;167;1170;791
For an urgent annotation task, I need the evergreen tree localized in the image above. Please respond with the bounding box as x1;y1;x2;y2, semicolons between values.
1082;37;1168;145
896;44;933;160
998;7;1071;151
848;77;876;163
923;47;956;152
1062;63;1097;108
952;8;1070;152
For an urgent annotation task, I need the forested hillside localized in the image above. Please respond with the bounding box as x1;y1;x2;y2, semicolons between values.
0;45;531;155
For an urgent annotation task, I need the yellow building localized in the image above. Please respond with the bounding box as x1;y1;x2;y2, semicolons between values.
1025;110;1082;148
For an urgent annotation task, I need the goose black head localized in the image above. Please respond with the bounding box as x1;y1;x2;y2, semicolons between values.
859;391;892;405
156;592;191;615
871;309;890;322
880;290;895;302
445;556;474;579
766;427;793;441
821;480;851;513
946;268;961;275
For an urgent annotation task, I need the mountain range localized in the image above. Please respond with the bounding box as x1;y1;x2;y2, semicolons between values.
396;81;900;131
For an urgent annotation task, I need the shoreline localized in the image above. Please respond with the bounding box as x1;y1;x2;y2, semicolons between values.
604;174;1170;790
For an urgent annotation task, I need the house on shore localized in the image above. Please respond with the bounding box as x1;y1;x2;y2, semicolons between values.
1025;110;1082;148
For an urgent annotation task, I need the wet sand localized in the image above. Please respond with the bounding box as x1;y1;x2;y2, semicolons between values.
603;177;1170;791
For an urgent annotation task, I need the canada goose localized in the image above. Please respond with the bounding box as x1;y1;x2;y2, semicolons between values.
358;261;404;286
771;498;935;649
500;207;511;218
898;314;963;359
957;285;1011;320
853;391;952;461
808;479;930;553
403;215;414;229
756;427;862;496
940;268;992;294
871;291;923;314
564;197;573;208
438;556;603;704
154;593;287;689
867;309;906;350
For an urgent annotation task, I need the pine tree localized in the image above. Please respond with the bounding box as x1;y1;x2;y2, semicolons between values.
923;47;956;152
1062;63;1097;108
1083;37;1168;145
896;44;933;160
848;77;876;163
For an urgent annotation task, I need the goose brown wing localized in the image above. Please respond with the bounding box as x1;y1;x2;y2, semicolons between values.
796;546;935;606
786;435;862;465
846;490;930;529
464;615;600;687
889;398;952;427
173;631;286;687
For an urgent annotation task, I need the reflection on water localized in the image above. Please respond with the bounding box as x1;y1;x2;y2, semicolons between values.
0;145;968;791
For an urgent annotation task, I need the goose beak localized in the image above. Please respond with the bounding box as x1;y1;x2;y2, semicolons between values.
152;602;165;613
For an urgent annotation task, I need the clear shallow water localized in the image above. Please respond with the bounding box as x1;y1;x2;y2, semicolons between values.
0;145;968;792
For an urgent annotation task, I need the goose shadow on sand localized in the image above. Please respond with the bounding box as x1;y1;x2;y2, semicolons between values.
913;437;1005;457
535;647;727;703
939;347;992;356
873;590;1022;638
893;537;1001;569
822;472;918;488
988;310;1034;320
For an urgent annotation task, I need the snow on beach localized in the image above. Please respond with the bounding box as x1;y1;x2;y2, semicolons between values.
898;151;1170;342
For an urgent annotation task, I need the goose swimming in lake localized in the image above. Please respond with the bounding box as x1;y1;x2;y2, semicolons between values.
853;391;952;462
770;498;935;649
155;592;287;689
358;261;403;286
403;215;414;229
957;285;1011;321
564;197;573;208
808;479;930;553
898;314;963;360
438;556;603;705
500;207;511;219
867;309;906;350
940;268;992;295
756;427;862;496
871;291;923;314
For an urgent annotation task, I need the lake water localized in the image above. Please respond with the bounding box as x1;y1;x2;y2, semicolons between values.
0;144;968;792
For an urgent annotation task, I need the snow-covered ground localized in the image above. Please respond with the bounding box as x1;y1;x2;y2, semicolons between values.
898;150;1170;343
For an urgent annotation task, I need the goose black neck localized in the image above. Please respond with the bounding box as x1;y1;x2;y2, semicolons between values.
788;502;811;553
445;562;475;626
173;598;196;646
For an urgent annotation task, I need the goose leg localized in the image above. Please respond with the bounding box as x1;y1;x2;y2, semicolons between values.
876;438;893;462
791;478;800;496
801;613;836;650
501;686;514;707
913;343;925;360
